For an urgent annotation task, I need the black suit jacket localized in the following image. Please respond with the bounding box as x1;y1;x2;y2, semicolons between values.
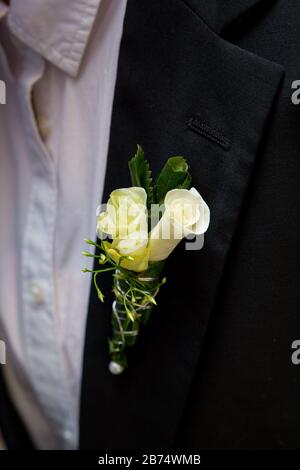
1;0;300;450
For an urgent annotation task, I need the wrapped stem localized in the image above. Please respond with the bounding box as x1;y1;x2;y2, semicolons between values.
109;261;165;373
82;239;166;375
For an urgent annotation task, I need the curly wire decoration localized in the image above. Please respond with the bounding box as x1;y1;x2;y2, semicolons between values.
109;270;162;372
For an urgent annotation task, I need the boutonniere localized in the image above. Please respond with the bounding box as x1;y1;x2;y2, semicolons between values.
82;146;210;374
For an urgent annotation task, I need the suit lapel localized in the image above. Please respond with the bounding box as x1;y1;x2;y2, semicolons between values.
182;0;278;36
80;0;284;449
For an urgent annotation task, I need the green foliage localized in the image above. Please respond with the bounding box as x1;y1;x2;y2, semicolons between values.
128;145;154;208
154;156;191;204
128;147;192;207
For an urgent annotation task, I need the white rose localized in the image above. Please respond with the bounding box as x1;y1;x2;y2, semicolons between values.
103;230;149;273
97;187;149;272
148;187;210;262
97;187;148;239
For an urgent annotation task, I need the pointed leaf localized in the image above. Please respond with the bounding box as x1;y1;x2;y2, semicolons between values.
128;145;153;208
154;156;192;203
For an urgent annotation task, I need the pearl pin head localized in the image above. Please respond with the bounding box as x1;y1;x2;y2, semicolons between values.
109;361;124;375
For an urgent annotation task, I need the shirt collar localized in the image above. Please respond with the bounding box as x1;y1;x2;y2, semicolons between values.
5;0;102;77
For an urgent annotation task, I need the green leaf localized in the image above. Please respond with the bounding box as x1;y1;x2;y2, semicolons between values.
154;156;192;204
178;173;192;190
128;145;153;208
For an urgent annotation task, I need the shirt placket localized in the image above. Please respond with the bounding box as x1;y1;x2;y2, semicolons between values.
19;50;76;449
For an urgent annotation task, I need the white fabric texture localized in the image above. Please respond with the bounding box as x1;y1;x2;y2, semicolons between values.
0;0;127;449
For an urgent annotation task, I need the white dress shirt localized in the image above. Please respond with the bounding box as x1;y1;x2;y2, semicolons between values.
0;0;127;449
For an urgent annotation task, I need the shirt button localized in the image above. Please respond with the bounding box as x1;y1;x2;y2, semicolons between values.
37;114;50;140
62;429;75;448
30;282;45;305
